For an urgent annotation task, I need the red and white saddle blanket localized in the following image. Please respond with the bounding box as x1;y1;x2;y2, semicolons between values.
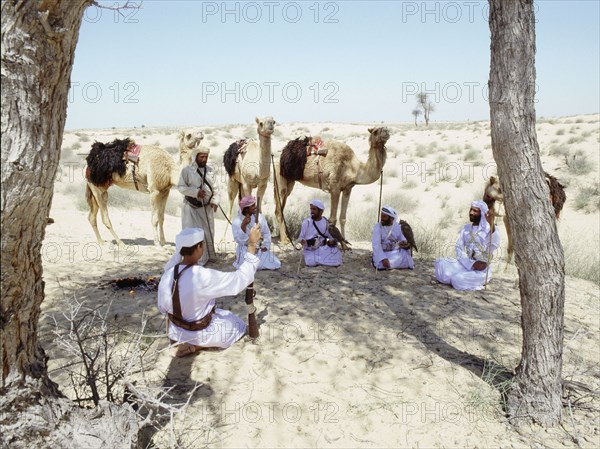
306;137;327;157
124;144;142;163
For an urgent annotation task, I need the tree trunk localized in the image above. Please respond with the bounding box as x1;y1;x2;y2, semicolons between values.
1;1;138;446
489;0;565;427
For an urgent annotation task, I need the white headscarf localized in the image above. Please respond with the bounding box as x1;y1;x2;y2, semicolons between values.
309;199;325;210
164;228;205;272
381;205;398;220
190;146;210;167
471;200;491;236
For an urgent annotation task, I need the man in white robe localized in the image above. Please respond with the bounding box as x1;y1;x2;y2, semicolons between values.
434;200;500;291
232;195;281;270
298;199;343;267
372;205;414;270
177;145;219;265
158;226;261;357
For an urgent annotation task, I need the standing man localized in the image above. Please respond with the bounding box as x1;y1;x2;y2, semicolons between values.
298;199;342;267
434;200;500;290
232;195;281;270
372;205;414;270
178;145;219;265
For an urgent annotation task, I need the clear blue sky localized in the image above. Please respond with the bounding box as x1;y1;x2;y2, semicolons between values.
65;0;600;129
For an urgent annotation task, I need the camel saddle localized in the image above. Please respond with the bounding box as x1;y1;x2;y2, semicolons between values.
124;143;142;163
306;137;327;157
85;166;112;189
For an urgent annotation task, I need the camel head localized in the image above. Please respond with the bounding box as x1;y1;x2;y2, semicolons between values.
179;129;205;164
483;176;503;208
256;116;276;137
368;126;391;148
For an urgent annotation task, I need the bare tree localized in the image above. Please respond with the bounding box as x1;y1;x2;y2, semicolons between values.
1;2;138;446
489;0;565;426
416;92;435;126
411;108;422;127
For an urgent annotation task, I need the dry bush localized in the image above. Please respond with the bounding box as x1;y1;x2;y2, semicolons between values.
565;149;595;175
574;184;600;214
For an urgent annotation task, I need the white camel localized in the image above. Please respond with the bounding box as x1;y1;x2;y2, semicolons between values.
222;116;275;217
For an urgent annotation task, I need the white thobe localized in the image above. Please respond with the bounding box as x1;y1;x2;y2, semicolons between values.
232;212;281;270
298;217;343;267
157;254;259;348
372;222;414;270
177;163;220;265
434;223;500;290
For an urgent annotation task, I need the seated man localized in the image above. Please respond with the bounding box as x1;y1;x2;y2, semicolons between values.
232;195;281;270
434;200;500;291
372;205;414;270
298;199;342;267
157;226;261;357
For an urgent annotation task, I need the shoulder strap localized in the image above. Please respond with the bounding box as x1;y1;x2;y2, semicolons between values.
196;167;214;202
171;264;194;320
312;218;329;239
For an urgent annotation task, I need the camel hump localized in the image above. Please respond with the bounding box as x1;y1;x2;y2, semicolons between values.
280;136;311;181
223;139;248;177
85;137;132;186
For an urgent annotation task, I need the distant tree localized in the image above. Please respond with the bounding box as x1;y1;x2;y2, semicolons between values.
489;0;565;427
411;109;422;126
416;92;435;126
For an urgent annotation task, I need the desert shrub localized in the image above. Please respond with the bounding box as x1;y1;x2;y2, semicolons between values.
565;149;594;175
278;204;306;241
563;233;600;285
62;181;84;198
567;136;584;145
165;146;178;155
412;224;446;257
403;179;418;189
556;128;565;135
386;167;398;178
574;184;600;213
382;192;418;214
447;144;462;154
463;148;481;162
72;141;82;151
548;143;569;158
346;205;378;240
415;144;428;158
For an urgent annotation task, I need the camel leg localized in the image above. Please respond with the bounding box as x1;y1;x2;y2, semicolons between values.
224;177;240;241
256;178;268;205
504;215;513;270
86;183;104;245
151;189;170;246
339;187;353;238
273;176;295;244
89;183;125;247
328;189;341;228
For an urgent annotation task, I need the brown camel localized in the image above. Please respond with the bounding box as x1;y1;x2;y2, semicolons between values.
274;126;390;244
483;173;566;265
85;130;204;246
222;116;276;218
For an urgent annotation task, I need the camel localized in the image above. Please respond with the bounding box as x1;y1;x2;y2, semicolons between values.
483;173;566;265
85;130;204;246
274;126;390;244
222;116;276;218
